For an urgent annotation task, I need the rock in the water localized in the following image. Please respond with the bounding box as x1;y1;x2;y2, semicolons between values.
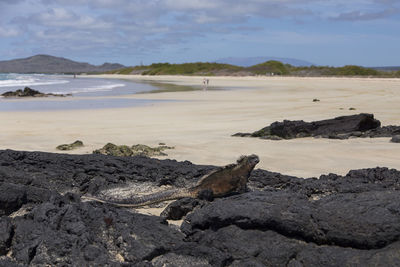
93;143;174;157
391;135;400;143
1;87;70;97
2;87;42;97
56;140;84;150
234;113;400;140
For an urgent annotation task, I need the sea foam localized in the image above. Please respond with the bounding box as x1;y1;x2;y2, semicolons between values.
0;74;69;88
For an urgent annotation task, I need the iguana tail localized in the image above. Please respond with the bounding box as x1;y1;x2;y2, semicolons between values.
81;188;194;207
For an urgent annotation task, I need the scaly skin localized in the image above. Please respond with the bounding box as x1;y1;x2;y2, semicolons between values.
82;154;259;207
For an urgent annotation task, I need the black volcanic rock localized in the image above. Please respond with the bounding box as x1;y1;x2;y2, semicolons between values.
252;113;380;138
0;217;12;256
0;54;125;74
181;190;400;249
160;198;207;220
391;135;400;143
2;149;400;265
186;225;400;266
1;87;42;97
56;140;84;151
1;87;70;98
0;150;213;196
9;195;185;265
234;113;400;140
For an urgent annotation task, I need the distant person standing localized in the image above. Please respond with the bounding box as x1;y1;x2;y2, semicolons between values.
202;78;209;90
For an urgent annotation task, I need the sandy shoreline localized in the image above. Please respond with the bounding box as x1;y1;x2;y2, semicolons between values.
1;75;400;177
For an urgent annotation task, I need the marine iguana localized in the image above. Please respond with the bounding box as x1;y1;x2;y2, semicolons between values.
82;154;259;207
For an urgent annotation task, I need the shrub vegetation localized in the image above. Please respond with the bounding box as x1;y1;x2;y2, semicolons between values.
247;60;290;75
140;62;242;75
105;61;397;78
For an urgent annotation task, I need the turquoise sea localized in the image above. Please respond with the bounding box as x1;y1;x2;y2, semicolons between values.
0;74;170;111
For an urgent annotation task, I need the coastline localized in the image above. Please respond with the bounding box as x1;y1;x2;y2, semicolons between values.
1;75;400;177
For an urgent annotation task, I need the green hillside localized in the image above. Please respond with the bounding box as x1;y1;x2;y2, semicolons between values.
106;62;241;75
247;60;290;75
106;61;400;78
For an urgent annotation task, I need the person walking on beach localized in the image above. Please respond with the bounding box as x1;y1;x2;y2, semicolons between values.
203;78;210;91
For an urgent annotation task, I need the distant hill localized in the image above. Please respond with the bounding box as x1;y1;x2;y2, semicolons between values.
215;56;315;67
0;55;125;74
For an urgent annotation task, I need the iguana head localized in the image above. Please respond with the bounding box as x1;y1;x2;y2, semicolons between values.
237;154;259;168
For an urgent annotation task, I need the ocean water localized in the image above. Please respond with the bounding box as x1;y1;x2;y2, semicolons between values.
0;74;169;111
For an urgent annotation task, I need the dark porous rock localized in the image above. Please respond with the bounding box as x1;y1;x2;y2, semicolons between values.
56;140;84;151
0;216;13;256
231;132;252;137
0;182;62;217
187;225;306;266
235;113;400;140
0;183;27;216
161;198;206;220
249;113;381;139
0;258;26;267
0;149;213;196
93;143;175;157
360;125;400;138
391;135;400;143
1;87;70;98
2;149;400;266
292;241;400;267
151;252;211;267
248;167;400;199
182;190;400;250
10;195;185;265
182;190;400;265
187;224;400;266
2;87;42;97
327;133;352;139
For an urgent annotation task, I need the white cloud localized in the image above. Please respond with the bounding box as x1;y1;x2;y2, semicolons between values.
0;26;19;37
30;8;113;30
164;0;219;10
331;8;399;21
1;0;399;63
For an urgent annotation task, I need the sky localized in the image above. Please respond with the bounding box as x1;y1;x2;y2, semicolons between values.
0;0;399;67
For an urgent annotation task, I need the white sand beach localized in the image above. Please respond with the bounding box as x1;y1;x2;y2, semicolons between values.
1;75;400;177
